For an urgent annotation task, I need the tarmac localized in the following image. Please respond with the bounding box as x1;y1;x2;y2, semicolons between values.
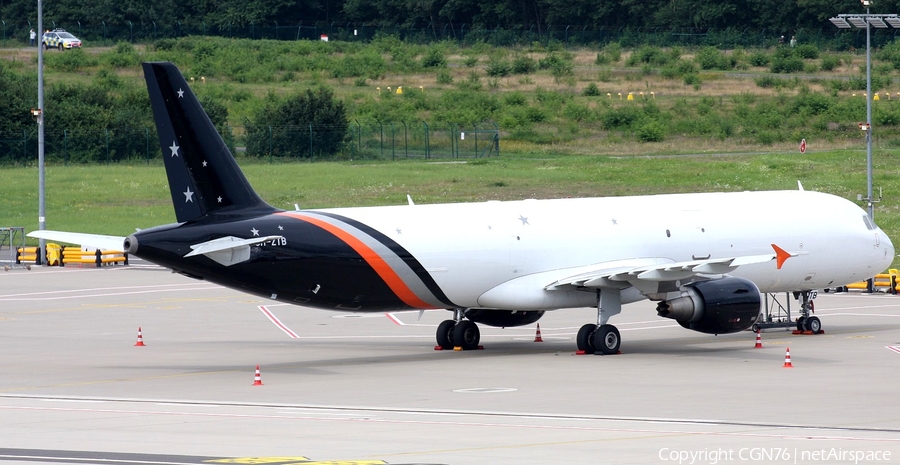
2;260;900;465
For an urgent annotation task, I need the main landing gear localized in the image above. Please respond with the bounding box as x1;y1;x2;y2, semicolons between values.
576;289;623;355
436;308;481;350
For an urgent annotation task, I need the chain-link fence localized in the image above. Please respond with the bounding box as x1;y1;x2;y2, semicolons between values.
1;20;894;50
0;123;500;165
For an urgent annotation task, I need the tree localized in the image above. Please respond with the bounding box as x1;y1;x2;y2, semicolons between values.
244;88;349;158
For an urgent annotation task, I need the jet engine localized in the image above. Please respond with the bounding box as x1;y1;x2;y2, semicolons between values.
464;309;545;328
655;277;760;334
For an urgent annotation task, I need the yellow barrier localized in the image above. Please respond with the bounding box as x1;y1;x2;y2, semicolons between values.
60;246;128;267
16;246;39;265
842;269;899;293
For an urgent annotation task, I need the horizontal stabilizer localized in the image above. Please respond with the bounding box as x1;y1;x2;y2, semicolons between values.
185;235;283;267
27;230;126;251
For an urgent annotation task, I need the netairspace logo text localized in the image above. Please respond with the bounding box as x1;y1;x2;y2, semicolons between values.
658;447;893;464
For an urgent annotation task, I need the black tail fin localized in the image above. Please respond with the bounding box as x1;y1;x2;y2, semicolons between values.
143;62;275;223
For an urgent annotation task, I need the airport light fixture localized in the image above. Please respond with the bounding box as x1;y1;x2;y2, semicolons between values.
828;4;899;221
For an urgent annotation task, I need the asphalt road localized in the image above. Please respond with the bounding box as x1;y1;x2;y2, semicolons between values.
2;262;899;464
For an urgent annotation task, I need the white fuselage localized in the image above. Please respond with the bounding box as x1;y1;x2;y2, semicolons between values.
320;190;893;311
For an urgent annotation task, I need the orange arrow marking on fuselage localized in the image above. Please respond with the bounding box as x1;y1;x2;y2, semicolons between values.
771;244;791;269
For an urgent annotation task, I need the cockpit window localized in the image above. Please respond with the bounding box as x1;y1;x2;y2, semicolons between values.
863;215;876;231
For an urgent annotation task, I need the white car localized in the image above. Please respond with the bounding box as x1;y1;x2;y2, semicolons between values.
42;29;82;50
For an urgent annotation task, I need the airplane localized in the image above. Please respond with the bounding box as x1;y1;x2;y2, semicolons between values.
29;62;896;355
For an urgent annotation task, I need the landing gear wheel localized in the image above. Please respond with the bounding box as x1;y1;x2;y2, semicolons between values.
592;324;621;355
751;323;761;333
436;320;455;350
796;316;807;332
805;316;822;333
576;324;597;354
452;320;480;350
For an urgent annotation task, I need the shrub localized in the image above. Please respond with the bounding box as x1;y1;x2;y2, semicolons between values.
421;47;447;68
582;82;601;96
627;45;670;66
749;51;770;67
436;70;453;84
820;55;840;71
244;87;348;158
636;121;665;142
503;92;528;106
45;48;97;72
683;74;701;86
511;54;537;74
601;106;641;129
795;44;819;60
770;56;804;73
695;46;730;70
485;58;512;77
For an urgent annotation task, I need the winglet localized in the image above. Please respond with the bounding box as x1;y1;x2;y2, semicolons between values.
772;244;791;269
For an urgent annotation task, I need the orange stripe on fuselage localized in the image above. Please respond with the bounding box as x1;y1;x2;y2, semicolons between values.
280;212;434;309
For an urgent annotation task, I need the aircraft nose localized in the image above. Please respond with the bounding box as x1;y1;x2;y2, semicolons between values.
878;228;895;269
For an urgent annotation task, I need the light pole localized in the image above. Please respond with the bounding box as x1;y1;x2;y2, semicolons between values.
829;2;899;221
36;0;46;264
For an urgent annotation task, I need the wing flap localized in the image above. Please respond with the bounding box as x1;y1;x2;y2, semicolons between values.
547;250;799;290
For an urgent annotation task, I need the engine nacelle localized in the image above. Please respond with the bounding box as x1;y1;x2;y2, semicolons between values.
656;277;760;334
464;309;545;328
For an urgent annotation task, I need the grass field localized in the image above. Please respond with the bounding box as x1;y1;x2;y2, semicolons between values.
3;149;899;267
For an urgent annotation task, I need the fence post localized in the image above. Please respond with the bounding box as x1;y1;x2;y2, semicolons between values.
105;128;110;163
390;122;395;161
423;122;429;159
309;123;313;159
379;122;384;157
145;127;150;164
473;123;478;158
402;121;408;158
268;125;273;163
22;129;27;162
493;122;500;156
64;129;68;165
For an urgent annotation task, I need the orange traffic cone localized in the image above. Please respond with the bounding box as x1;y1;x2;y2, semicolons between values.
534;324;543;342
783;347;793;368
754;330;763;349
253;365;263;385
134;327;145;347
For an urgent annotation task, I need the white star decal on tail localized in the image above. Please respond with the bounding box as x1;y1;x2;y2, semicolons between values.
183;187;194;203
169;141;180;157
177;88;184;98
251;228;260;236
217;196;222;203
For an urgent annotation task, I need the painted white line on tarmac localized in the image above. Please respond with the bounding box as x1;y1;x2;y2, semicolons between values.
257;305;299;338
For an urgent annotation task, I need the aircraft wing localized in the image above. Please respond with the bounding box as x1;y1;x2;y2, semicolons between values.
26;230;126;251
546;246;801;292
184;235;284;266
